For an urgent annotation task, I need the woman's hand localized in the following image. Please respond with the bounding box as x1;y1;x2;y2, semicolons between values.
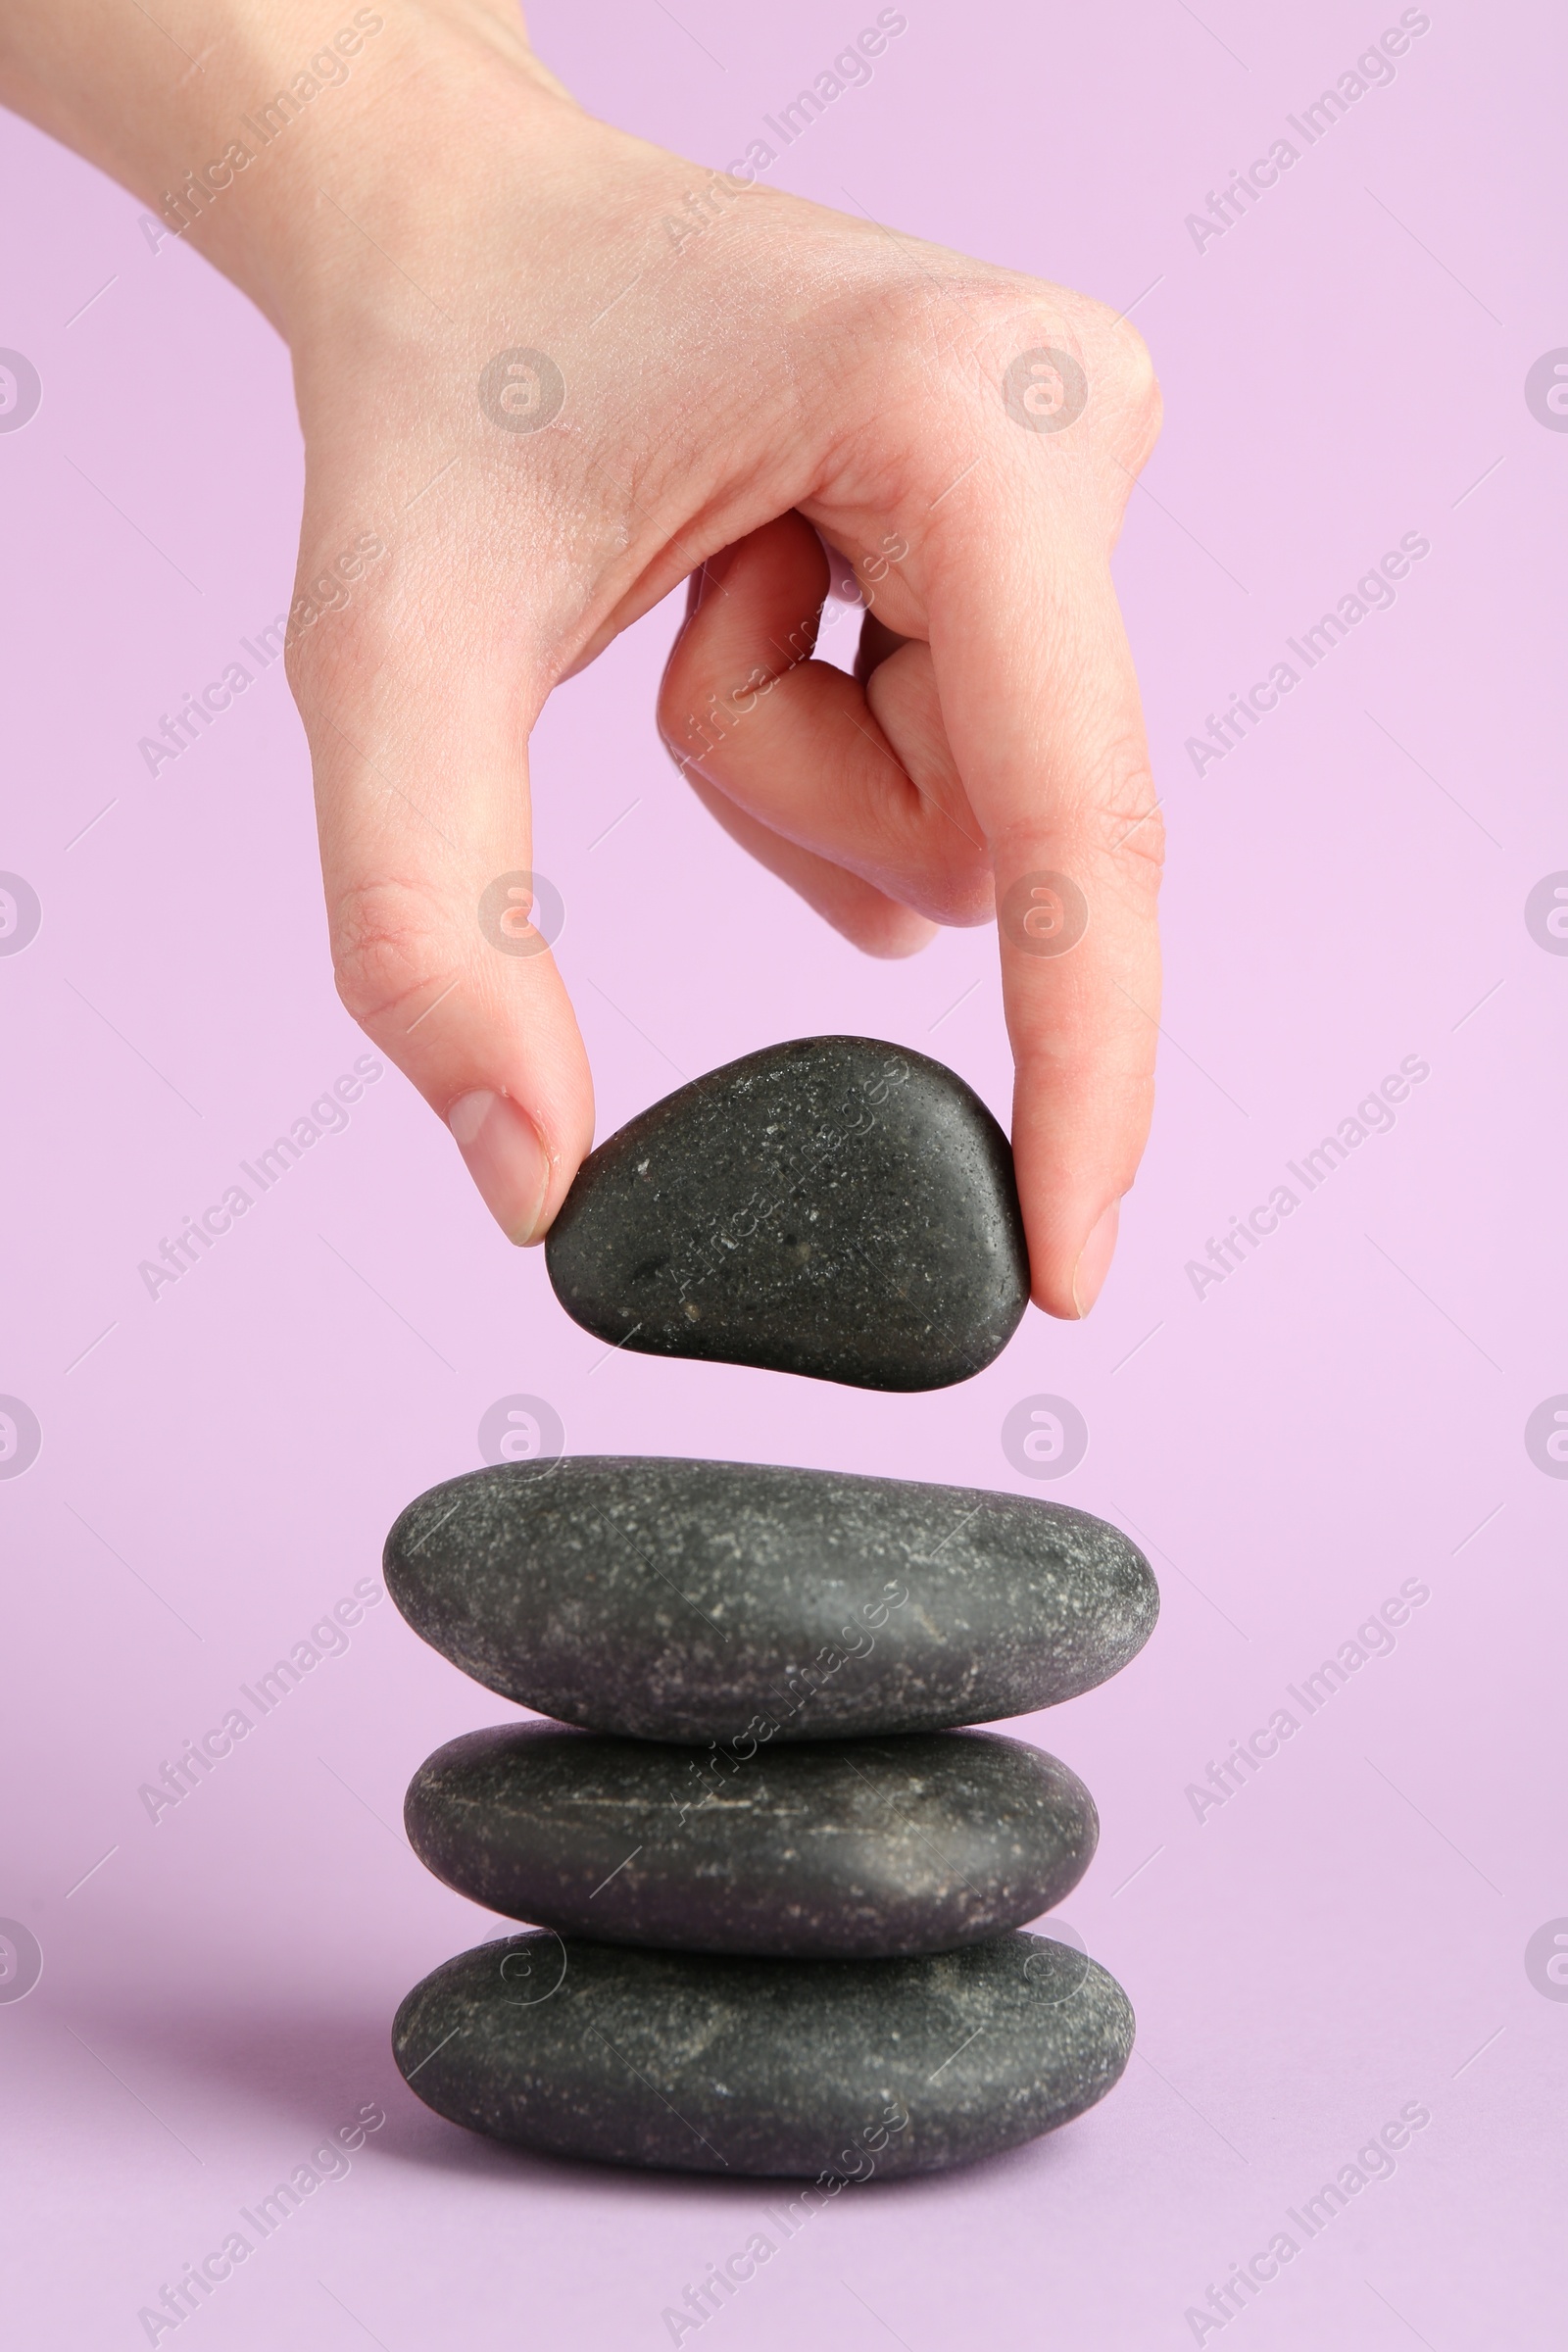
1;0;1164;1317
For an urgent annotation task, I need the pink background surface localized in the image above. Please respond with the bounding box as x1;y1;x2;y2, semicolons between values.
3;3;1565;2345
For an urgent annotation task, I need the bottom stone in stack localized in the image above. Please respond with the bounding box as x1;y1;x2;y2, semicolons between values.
393;1930;1133;2177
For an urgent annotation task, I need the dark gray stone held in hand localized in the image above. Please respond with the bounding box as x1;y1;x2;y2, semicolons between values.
392;1930;1133;2177
384;1457;1157;1741
543;1037;1030;1391
405;1722;1098;1958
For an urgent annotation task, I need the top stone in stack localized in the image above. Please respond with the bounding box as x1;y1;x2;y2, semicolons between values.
545;1036;1030;1390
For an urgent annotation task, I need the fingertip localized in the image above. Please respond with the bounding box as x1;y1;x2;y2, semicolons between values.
853;906;940;959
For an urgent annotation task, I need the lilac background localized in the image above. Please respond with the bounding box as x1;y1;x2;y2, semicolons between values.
3;2;1565;2344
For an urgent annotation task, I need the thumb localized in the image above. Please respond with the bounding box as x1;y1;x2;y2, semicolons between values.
288;603;595;1245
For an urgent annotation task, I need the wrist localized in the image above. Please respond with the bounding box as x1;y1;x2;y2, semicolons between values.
0;1;576;339
225;6;589;341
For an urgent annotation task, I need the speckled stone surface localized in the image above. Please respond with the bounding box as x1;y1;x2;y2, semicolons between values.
392;1930;1133;2177
543;1037;1030;1391
384;1457;1157;1740
404;1723;1098;1957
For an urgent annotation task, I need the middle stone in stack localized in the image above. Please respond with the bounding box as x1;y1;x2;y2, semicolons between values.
386;1453;1157;2175
406;1722;1097;1961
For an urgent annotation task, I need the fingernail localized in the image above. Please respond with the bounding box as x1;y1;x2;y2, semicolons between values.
1071;1200;1119;1318
448;1091;551;1245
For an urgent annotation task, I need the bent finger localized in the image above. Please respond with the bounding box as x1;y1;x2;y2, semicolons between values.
659;514;991;926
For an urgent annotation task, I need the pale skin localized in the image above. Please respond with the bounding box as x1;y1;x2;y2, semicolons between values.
1;0;1165;1318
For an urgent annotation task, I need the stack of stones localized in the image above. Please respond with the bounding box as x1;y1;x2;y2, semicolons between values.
387;1039;1158;2179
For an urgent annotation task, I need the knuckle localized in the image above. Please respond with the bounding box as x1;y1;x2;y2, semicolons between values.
1097;766;1166;897
1112;788;1166;882
1108;321;1161;436
954;278;1162;462
1061;299;1162;467
328;874;456;1032
1082;301;1159;406
1069;745;1165;905
285;596;397;707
